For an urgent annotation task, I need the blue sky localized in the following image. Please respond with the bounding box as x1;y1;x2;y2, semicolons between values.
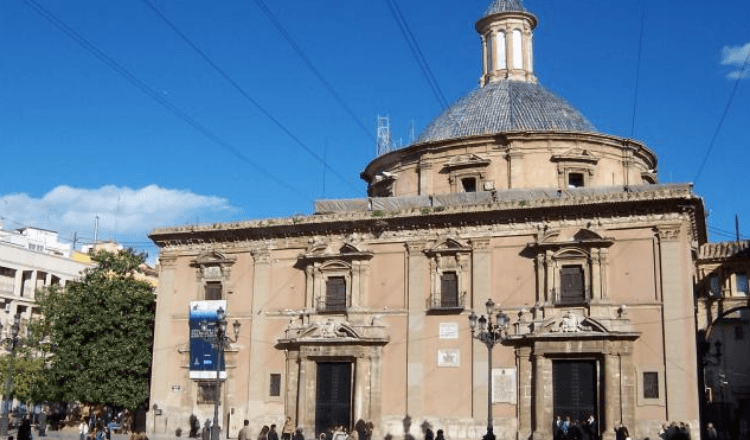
1;0;749;258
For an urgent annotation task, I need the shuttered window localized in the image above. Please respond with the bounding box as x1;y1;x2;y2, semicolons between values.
560;265;585;304
326;277;347;311
205;281;222;300
441;272;459;308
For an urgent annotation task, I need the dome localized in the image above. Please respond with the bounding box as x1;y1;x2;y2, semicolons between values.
415;81;598;144
483;0;528;17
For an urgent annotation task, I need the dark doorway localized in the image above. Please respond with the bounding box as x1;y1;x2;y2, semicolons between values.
553;360;598;424
315;362;353;436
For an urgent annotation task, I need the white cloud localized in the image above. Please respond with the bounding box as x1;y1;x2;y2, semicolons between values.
721;42;750;80
0;184;237;248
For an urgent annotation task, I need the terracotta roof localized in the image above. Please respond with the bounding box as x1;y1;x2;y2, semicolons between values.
698;241;750;260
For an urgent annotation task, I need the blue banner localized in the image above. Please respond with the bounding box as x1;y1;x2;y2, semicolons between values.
189;301;226;379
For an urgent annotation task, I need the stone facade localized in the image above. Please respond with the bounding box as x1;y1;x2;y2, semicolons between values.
147;2;706;440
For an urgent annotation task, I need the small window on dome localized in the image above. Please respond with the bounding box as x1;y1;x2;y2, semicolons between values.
462;178;477;193
568;173;584;188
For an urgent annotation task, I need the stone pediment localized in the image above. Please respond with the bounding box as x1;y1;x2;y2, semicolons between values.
191;250;236;267
278;317;389;346
538;311;608;334
551;148;599;164
425;237;472;255
530;228;614;251
442;153;491;170
299;241;373;263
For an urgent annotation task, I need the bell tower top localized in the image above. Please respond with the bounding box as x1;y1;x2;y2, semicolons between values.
476;0;538;85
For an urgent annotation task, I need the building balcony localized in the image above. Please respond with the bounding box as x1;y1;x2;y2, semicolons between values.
427;291;466;313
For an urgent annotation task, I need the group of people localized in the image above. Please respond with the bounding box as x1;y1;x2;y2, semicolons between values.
237;417;297;440
554;415;599;440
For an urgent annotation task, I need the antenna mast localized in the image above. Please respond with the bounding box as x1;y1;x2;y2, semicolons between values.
377;115;394;156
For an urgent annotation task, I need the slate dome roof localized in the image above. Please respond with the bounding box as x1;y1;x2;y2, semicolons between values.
415;81;598;144
483;0;528;17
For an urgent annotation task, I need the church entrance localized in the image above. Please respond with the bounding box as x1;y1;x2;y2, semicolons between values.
553;360;599;424
315;362;353;435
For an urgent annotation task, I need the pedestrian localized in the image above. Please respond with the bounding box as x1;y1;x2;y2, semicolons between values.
190;416;201;439
202;420;212;440
614;423;629;440
258;425;270;440
292;428;305;440
282;418;294;440
238;420;252;440
435;430;445;440
18;418;32;440
585;415;597;440
269;425;279;440
706;423;718;440
39;412;47;437
81;420;91;440
562;417;571;439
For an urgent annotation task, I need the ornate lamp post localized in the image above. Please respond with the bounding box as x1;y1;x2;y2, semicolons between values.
469;299;510;439
0;313;21;436
200;307;240;440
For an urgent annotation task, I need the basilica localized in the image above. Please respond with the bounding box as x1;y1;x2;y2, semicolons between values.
146;2;745;440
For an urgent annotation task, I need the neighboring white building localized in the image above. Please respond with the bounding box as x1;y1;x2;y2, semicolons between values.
0;224;73;258
0;223;92;334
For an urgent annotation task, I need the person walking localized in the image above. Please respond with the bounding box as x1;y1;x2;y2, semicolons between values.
435;430;445;440
80;420;90;440
282;418;294;440
269;425;279;440
706;423;718;440
238;420;252;440
258;425;270;440
18;419;32;440
614;423;629;440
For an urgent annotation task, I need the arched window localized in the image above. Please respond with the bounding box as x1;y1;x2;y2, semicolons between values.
496;31;506;70
513;30;523;69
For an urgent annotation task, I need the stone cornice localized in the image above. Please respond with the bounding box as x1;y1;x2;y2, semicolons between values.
150;185;706;251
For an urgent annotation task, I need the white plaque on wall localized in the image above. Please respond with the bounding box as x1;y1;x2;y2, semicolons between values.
492;368;517;403
439;323;459;339
437;349;460;367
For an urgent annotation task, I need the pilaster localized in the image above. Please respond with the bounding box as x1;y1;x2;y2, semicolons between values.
470;238;492;423
406;241;428;418
418;162;433;196
656;224;700;422
532;354;551;440
516;347;533;440
247;248;271;419
603;351;621;440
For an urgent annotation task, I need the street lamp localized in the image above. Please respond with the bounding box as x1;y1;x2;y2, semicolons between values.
469;299;510;440
0;313;21;436
199;307;240;440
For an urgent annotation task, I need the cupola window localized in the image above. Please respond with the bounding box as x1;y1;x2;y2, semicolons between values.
568;173;585;188
512;30;523;69
736;273;748;296
462;177;477;193
496;31;506;70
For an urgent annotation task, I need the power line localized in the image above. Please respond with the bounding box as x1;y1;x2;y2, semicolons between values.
385;0;448;109
693;47;750;184
630;0;647;138
138;0;356;191
19;0;315;203
250;0;376;144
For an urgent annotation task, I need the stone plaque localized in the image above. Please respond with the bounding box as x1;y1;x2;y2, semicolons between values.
437;349;460;367
492;368;516;403
439;322;459;339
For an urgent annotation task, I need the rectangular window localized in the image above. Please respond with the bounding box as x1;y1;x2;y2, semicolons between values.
736;273;748;296
461;178;477;193
325;277;347;311
205;282;222;301
197;382;221;404
568;173;585;188
643;372;659;399
559;265;585;304
708;275;722;297
269;373;281;397
440;272;459;308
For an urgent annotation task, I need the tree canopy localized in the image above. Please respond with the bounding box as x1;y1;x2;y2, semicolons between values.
31;250;156;410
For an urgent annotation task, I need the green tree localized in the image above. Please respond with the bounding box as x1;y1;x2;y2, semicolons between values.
34;250;156;410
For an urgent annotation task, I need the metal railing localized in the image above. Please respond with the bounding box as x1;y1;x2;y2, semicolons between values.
427;291;466;311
